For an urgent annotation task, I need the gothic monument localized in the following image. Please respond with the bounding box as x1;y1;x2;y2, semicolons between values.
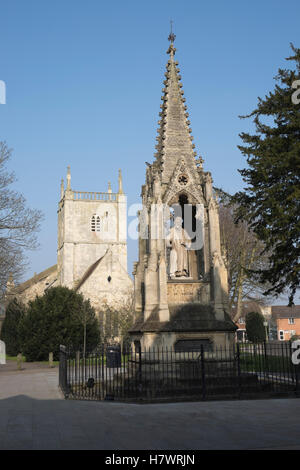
130;32;236;350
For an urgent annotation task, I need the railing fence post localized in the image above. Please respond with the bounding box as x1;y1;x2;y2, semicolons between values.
263;340;269;382
296;365;300;397
138;343;142;393
201;344;206;400
237;342;242;399
59;345;68;397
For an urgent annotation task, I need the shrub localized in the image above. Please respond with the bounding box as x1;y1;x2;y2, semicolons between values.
245;311;266;343
19;286;100;361
0;298;26;355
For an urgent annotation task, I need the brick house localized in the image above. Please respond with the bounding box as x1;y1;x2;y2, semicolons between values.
233;303;300;341
271;306;300;341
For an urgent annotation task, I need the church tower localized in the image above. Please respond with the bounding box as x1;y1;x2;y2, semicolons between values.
57;167;133;310
130;32;236;350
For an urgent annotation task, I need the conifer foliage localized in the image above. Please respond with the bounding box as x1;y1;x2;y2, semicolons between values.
0;298;25;356
19;287;100;361
234;44;300;304
245;311;266;343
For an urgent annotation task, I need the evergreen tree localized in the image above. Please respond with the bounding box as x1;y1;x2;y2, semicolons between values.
19;286;100;361
0;298;26;356
233;44;300;305
245;311;266;343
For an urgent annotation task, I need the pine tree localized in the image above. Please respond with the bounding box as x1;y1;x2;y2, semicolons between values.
234;44;300;305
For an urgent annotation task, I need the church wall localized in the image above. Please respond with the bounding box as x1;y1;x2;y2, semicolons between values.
59;194;128;285
78;265;133;312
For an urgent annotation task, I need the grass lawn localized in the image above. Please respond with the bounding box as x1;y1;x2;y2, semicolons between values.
240;353;294;373
6;355;59;366
6;355;26;362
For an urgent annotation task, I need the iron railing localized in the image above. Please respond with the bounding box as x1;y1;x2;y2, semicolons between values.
59;342;300;403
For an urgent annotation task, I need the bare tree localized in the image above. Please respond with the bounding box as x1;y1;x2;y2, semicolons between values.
216;189;273;321
0;142;43;297
99;297;134;347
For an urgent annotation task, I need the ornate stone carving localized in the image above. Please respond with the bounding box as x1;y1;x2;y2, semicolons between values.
163;158;204;206
167;282;208;303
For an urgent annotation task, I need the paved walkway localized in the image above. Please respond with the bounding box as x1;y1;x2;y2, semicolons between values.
1;363;300;450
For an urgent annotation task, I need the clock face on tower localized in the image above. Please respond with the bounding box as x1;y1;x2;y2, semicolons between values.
178;174;189;186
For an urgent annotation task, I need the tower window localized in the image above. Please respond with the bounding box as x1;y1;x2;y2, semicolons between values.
91;215;95;231
91;215;101;232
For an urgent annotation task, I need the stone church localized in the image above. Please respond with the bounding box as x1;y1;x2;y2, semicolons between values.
6;166;133;314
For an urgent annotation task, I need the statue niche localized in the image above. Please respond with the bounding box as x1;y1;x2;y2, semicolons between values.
166;193;204;280
167;216;191;278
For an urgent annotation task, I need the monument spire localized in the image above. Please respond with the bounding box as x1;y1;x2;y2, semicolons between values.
129;34;236;351
154;28;199;183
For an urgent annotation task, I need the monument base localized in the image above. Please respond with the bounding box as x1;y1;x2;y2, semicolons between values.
130;302;237;352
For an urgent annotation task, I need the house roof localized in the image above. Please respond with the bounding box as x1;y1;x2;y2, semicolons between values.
271;305;300;319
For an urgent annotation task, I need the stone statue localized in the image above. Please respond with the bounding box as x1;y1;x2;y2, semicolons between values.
167;217;191;278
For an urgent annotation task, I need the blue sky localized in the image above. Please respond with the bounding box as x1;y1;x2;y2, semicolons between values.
0;0;299;303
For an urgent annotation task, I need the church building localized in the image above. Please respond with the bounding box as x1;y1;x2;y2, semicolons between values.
7;167;133;314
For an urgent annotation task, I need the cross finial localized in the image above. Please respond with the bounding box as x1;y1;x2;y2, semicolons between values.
168;20;176;44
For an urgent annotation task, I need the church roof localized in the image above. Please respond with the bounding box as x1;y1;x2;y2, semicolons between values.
74;248;133;293
154;33;202;183
12;265;57;294
74;252;107;292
